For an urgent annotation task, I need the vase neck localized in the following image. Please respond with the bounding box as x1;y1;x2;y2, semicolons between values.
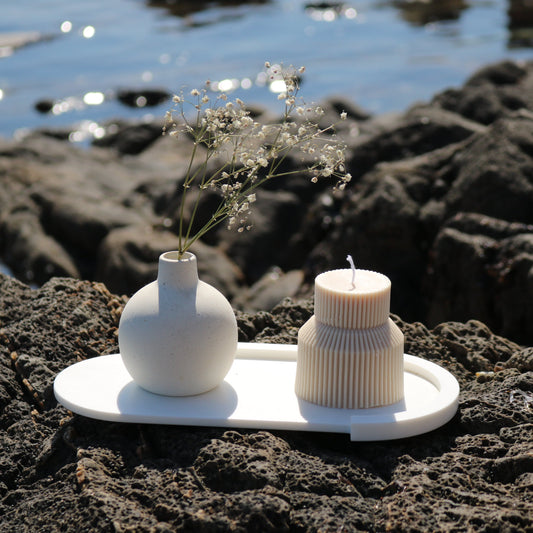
157;251;198;290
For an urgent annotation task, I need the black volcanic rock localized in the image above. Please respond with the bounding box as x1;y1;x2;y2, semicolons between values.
116;88;171;108
432;59;533;124
0;274;531;531
92;121;165;154
426;212;533;344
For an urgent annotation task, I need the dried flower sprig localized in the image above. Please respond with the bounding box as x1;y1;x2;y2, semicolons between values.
163;62;352;257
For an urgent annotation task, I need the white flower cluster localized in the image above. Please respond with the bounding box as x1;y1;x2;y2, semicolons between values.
163;63;352;255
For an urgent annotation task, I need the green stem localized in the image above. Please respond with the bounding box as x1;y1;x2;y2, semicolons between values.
178;141;200;254
182;150;217;247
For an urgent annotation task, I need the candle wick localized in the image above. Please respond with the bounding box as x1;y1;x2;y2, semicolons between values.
346;255;356;288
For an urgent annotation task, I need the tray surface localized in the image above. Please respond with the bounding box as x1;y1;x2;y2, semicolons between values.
54;343;459;441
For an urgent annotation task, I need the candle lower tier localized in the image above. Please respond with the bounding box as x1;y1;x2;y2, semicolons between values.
295;316;404;409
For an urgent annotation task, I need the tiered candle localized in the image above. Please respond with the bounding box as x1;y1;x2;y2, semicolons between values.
295;261;404;409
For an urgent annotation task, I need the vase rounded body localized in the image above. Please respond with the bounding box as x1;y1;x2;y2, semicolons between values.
118;251;238;396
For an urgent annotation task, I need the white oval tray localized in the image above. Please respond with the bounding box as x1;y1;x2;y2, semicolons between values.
54;342;459;441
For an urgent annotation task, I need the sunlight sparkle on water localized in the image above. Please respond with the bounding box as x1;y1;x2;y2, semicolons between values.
345;8;357;19
136;96;147;107
215;78;239;92
52;100;70;114
69;131;85;142
269;79;287;93
256;71;268;86
306;4;357;21
83;91;105;105
88;122;106;138
60;21;72;33
82;26;95;39
68;121;106;143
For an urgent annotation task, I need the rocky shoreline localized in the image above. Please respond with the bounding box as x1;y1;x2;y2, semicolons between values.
2;60;533;344
0;60;532;531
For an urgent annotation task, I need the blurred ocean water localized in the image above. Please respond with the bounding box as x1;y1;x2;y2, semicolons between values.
1;0;533;142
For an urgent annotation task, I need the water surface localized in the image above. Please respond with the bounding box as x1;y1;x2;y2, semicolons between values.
1;0;533;142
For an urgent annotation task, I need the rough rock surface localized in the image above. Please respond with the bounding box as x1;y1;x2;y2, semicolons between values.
0;274;531;532
1;59;533;346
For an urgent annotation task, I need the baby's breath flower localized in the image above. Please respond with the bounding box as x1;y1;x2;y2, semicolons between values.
164;62;351;257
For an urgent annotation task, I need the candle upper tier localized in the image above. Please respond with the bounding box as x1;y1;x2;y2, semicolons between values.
314;269;391;329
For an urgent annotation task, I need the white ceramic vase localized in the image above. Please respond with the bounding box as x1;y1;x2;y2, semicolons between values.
118;251;238;396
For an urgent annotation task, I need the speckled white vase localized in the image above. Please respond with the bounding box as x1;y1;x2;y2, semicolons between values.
118;251;238;396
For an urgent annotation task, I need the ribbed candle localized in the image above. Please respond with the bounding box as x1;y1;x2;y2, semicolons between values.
295;267;404;409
